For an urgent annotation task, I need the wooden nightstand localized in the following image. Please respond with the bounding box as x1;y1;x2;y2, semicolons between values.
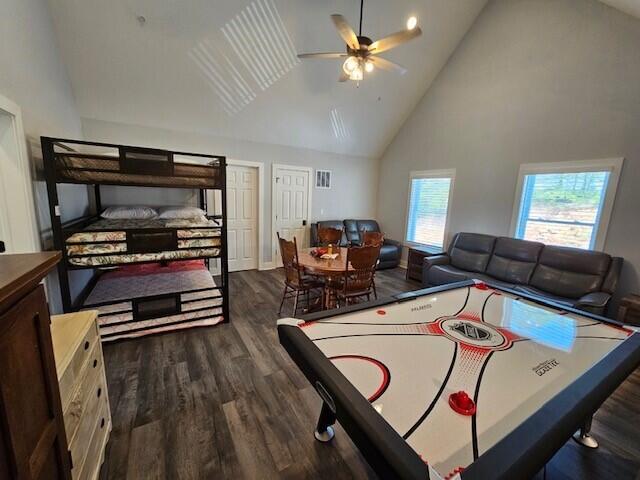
406;246;444;282
618;294;640;326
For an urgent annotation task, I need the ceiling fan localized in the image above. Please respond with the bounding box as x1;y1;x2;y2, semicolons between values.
297;0;422;83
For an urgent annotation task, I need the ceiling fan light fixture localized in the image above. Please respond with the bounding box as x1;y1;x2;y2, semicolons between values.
364;60;374;73
407;16;418;30
342;56;359;74
349;66;364;81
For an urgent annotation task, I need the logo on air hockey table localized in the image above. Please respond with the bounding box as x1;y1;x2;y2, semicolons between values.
438;316;516;351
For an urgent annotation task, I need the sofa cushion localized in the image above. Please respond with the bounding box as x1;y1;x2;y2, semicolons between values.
530;246;611;299
343;219;382;246
486;237;544;285
343;219;361;245
449;233;496;274
514;285;575;309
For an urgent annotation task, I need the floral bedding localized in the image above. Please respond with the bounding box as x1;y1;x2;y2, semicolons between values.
64;216;222;265
68;248;220;266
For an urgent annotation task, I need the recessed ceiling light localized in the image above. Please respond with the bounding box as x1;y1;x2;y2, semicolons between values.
406;16;417;30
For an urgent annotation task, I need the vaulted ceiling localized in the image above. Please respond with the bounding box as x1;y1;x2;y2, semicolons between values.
47;0;488;158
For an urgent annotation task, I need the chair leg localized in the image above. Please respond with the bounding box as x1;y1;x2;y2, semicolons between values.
372;280;378;299
293;290;300;317
278;285;288;315
306;289;310;312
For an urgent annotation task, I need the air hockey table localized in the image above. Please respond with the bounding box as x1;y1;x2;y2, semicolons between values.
277;280;640;480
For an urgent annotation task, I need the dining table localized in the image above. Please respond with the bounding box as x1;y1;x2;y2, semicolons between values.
297;247;352;310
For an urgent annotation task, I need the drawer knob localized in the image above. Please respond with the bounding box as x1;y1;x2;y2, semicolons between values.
93;359;98;368
84;341;90;350
97;387;102;398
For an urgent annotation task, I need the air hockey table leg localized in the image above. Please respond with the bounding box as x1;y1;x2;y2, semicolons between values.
314;401;336;443
572;415;598;449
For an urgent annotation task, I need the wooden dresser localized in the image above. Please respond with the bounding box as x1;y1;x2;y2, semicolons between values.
0;252;72;479
51;311;111;480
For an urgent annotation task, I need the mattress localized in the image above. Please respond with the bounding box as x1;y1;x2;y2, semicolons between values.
83;261;224;342
65;216;222;267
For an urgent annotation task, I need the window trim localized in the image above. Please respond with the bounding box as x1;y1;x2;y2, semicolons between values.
404;168;456;250
509;158;623;251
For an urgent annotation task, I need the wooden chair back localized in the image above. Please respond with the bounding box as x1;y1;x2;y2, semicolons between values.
278;234;302;286
317;227;343;246
343;245;381;294
362;231;384;247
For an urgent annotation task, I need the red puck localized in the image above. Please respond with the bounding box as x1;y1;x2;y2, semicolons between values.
474;282;488;290
449;391;476;416
376;309;386;315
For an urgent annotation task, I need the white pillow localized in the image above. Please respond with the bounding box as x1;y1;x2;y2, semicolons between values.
100;206;158;219
157;206;207;219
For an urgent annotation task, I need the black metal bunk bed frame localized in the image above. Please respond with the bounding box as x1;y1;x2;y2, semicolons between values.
42;136;230;331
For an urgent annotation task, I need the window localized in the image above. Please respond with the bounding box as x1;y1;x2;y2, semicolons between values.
511;159;623;250
405;169;455;249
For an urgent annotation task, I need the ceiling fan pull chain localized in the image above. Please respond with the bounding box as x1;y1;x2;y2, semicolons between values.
359;0;364;36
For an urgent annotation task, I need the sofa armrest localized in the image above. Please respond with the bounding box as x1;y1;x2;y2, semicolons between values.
422;255;450;286
574;292;612;314
383;238;402;248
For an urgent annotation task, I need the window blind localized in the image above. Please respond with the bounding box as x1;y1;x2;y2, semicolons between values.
406;176;452;248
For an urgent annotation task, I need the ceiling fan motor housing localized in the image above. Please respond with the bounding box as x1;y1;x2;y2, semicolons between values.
347;36;373;56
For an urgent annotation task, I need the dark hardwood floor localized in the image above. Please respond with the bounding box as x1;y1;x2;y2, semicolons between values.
99;268;640;480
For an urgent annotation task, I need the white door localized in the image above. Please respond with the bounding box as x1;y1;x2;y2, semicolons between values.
273;166;311;266
227;165;258;271
0;99;38;254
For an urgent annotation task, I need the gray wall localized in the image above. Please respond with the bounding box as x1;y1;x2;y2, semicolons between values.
0;0;91;312
82;118;379;263
377;0;640;309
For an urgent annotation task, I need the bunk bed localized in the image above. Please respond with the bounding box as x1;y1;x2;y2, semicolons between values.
43;137;229;342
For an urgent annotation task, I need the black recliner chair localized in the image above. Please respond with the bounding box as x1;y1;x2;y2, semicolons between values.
310;219;401;269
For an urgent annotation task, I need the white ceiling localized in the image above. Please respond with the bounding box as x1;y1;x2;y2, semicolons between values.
47;0;487;158
599;0;640;19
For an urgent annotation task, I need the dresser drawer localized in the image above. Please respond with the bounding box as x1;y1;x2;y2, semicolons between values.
64;340;104;451
58;322;99;411
78;399;111;480
71;380;108;480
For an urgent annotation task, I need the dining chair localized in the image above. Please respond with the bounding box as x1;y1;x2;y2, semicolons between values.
277;233;324;316
335;244;381;307
317;227;343;246
361;231;384;247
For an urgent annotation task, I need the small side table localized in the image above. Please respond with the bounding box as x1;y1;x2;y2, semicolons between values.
406;246;444;282
617;294;640;326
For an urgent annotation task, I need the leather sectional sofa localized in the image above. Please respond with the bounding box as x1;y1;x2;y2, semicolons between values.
310;219;401;269
422;232;622;316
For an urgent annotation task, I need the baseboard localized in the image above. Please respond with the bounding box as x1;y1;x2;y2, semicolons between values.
259;262;276;271
399;260;408;269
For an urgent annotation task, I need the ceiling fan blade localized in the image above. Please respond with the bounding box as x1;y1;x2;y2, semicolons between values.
369;56;407;75
369;27;422;54
298;52;349;59
339;71;350;82
331;14;360;50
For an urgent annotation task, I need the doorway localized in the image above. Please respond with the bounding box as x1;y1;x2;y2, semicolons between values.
0;95;38;254
227;164;259;271
272;164;312;267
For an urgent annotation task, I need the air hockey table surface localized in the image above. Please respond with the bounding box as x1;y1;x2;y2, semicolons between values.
277;280;640;480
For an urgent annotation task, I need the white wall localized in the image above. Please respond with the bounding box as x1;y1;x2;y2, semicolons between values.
377;0;640;309
82;118;379;264
0;0;89;312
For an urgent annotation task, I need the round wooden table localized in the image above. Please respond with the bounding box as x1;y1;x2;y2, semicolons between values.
297;247;352;275
298;247;352;309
